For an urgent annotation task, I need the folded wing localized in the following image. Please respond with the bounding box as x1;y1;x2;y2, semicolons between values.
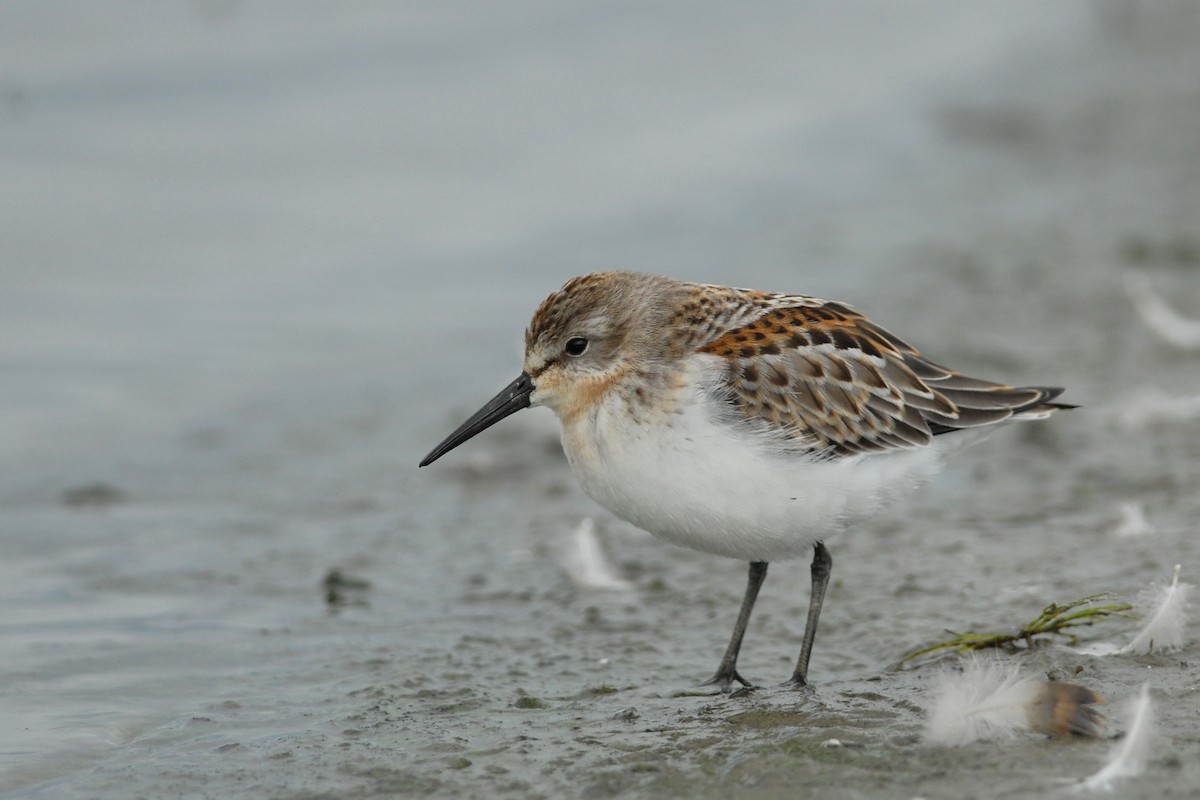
697;298;1069;457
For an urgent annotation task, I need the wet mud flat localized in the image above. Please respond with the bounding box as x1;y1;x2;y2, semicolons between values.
55;432;1198;800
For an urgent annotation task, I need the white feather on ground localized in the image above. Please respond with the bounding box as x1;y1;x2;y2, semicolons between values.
924;656;1105;746
561;517;633;591
1075;683;1155;793
1114;390;1200;431
1112;501;1155;537
1121;564;1190;654
1124;272;1200;349
1072;640;1123;657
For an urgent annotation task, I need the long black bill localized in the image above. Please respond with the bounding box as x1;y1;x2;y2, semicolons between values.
419;372;534;467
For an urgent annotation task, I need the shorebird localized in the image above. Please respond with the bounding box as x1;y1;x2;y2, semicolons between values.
420;271;1071;691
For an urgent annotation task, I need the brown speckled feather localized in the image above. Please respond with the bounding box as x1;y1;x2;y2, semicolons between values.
692;289;1067;457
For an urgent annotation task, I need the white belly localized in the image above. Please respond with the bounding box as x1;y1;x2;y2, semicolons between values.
559;378;942;562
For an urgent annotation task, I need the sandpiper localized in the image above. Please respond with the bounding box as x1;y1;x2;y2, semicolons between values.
420;271;1071;691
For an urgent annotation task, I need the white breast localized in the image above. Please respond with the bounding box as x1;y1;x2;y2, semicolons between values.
558;356;943;562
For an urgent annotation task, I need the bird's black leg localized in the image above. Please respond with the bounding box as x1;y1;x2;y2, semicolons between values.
700;561;768;693
785;542;832;688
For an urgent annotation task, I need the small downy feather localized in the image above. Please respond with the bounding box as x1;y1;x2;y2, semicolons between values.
924;656;1106;746
1124;272;1200;349
562;517;632;591
1114;389;1200;431
1112;501;1154;537
1121;564;1190;654
1076;683;1155;793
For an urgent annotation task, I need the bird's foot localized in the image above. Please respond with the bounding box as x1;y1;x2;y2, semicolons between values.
694;667;756;695
779;673;815;692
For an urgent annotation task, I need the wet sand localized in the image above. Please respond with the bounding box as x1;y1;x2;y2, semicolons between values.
3;3;1199;798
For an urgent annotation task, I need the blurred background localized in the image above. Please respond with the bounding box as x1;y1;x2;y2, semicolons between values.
3;2;1198;797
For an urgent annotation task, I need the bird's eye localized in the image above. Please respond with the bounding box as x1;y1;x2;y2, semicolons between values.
564;337;589;356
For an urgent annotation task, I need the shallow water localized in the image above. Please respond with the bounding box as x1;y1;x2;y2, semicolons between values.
3;2;1200;798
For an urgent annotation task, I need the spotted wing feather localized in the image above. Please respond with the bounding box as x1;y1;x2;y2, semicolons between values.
697;298;1068;457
